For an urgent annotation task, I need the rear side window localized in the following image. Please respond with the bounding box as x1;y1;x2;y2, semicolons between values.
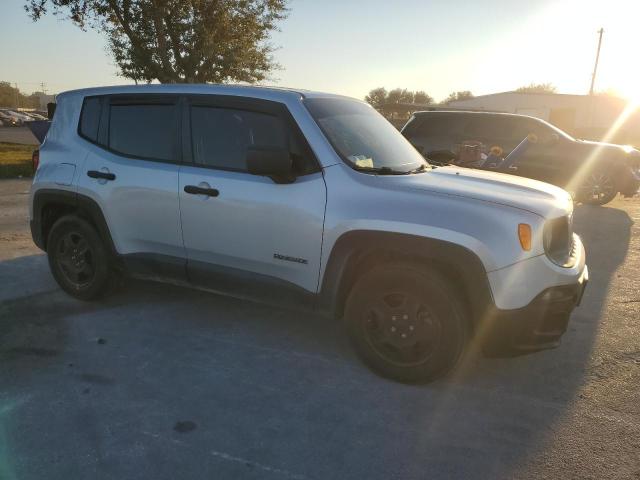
463;116;515;139
79;97;102;142
108;104;178;161
190;106;287;171
409;115;462;138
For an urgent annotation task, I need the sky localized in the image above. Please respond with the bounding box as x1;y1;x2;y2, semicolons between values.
1;0;638;102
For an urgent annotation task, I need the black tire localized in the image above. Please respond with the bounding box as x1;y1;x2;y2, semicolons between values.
47;215;113;301
344;264;469;383
577;170;618;205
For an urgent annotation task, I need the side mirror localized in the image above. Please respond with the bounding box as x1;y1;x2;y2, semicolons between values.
246;146;293;182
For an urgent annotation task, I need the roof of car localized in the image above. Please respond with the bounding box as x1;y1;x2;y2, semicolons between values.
412;110;530;118
58;84;357;103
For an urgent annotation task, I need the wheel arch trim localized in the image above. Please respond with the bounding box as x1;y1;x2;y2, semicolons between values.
31;188;117;256
316;230;495;326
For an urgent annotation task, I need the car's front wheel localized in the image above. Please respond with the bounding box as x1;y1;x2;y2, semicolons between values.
47;215;113;301
344;264;469;383
577;171;617;205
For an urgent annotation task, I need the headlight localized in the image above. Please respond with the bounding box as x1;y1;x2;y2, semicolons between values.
543;215;574;267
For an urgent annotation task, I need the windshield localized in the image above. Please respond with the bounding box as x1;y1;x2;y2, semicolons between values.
532;116;575;141
304;97;428;173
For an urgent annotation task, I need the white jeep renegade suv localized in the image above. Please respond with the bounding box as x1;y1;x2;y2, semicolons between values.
29;85;588;383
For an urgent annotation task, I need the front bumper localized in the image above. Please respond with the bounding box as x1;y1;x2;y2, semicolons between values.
483;264;588;356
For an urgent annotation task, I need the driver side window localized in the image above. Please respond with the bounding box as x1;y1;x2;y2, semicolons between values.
190;106;287;171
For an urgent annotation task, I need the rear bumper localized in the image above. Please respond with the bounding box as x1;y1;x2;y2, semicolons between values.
482;264;588;355
30;218;45;250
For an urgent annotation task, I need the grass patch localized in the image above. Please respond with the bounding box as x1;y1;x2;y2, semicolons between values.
0;142;34;178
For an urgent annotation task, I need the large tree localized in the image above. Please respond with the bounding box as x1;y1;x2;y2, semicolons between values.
386;88;414;104
24;0;288;84
364;87;387;109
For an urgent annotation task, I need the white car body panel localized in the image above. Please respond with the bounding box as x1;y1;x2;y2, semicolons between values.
488;234;586;309
178;166;326;292
30;84;587;313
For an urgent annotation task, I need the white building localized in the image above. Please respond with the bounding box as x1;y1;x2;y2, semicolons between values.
448;92;640;146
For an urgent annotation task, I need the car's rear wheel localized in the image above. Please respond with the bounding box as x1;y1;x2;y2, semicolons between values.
344;264;469;383
47;215;113;300
577;171;617;205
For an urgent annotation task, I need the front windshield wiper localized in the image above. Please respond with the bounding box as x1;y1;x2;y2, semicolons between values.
352;165;405;175
352;163;430;175
403;163;430;174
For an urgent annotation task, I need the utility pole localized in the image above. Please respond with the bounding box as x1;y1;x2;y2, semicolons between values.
40;82;47;95
589;28;604;96
14;82;19;109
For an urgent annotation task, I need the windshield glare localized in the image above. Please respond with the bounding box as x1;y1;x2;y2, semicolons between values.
304;98;427;173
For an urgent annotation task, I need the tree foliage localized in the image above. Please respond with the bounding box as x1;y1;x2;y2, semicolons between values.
24;0;288;84
364;87;434;109
443;90;474;104
515;83;557;94
364;87;387;109
386;88;414;104
413;91;433;105
0;82;41;109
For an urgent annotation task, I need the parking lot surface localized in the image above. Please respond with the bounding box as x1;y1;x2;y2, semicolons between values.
0;127;38;145
1;178;639;479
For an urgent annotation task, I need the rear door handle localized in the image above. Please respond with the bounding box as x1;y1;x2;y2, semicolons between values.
184;185;219;197
87;170;116;181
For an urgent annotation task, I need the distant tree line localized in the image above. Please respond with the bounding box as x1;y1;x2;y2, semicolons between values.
365;87;474;109
365;83;564;109
515;83;557;94
0;82;42;109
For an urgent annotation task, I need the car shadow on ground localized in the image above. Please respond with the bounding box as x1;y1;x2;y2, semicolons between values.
0;203;633;480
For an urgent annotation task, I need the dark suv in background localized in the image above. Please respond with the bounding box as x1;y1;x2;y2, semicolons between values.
402;111;640;205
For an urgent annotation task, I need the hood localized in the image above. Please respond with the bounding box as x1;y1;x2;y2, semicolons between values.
575;138;639;157
383;166;572;218
574;139;640;168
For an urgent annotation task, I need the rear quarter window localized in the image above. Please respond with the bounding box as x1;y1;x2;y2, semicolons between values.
405;115;463;139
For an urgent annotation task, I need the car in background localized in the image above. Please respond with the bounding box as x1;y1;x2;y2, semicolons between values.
0;110;21;126
6;109;34;123
22;111;48;121
402;111;640;205
0;109;31;125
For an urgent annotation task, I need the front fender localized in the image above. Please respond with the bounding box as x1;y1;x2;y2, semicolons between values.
316;230;493;325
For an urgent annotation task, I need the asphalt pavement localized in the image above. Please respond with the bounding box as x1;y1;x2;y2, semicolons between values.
0;178;639;479
0;127;38;145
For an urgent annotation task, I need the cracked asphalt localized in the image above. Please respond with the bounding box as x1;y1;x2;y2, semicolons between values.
0;178;639;479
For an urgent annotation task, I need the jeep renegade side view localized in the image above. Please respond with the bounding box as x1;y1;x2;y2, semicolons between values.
30;85;588;383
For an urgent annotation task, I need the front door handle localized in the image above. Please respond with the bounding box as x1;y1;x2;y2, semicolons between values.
87;170;116;181
184;185;219;197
